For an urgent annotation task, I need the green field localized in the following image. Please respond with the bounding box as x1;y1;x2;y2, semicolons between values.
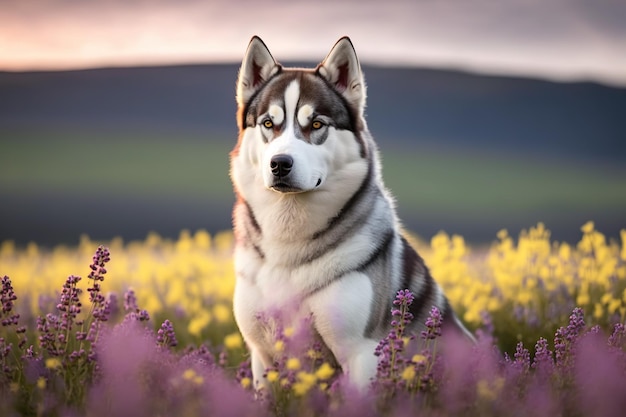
1;128;625;243
0;129;233;198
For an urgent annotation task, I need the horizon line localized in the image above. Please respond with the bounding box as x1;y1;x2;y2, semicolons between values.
2;58;624;89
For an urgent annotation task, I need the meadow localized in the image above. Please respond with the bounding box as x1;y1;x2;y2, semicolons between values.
1;221;625;416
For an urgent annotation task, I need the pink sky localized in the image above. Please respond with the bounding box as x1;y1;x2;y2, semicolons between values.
1;0;625;86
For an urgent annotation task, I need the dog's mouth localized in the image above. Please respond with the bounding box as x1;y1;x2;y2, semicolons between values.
270;178;322;194
270;182;304;193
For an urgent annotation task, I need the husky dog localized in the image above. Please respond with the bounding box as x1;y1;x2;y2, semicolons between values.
231;36;473;391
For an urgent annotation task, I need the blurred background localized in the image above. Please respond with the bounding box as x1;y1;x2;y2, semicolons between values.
1;0;625;247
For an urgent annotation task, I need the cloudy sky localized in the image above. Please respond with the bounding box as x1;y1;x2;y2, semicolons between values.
2;0;625;85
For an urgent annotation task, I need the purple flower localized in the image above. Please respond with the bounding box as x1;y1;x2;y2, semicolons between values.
375;289;425;393
156;319;178;348
532;337;555;381
122;289;150;323
554;307;585;370
124;289;139;313
37;313;62;356
235;358;252;386
1;276;17;313
106;292;120;320
57;275;82;332
1;276;20;327
512;341;531;373
218;350;228;368
136;309;150;322
608;323;626;349
421;306;443;340
88;246;110;282
182;344;216;369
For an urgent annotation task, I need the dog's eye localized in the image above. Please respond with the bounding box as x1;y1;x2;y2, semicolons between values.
263;119;274;129
311;120;323;130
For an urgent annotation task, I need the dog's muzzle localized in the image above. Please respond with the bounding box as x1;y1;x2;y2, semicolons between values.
270;154;293;178
268;153;323;193
269;154;299;193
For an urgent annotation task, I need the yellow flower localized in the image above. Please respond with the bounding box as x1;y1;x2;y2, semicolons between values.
477;379;493;401
266;370;279;383
212;304;231;323
182;368;204;385
194;229;211;249
401;366;416;381
593;303;604;320
608;299;622;315
314;363;335;381
286;358;301;371
37;377;46;390
224;332;243;350
477;378;504;402
297;371;317;385
182;369;196;380
240;377;252;389
412;354;427;364
283;327;295;338
307;348;321;360
576;292;590;306
517;291;532;306
45;358;61;370
292;382;310;396
274;340;285;352
581;221;595;234
402;336;410;348
293;371;317;396
187;311;211;337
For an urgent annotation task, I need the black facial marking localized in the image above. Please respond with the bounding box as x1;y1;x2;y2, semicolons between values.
240;69;367;156
243;72;296;128
299;73;354;131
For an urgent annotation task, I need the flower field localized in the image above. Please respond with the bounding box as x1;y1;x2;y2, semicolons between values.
1;222;625;416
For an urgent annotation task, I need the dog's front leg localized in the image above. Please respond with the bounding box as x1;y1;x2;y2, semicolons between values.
342;340;379;389
308;271;379;392
250;347;271;393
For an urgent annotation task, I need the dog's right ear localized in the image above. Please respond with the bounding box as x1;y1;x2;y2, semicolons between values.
236;36;281;107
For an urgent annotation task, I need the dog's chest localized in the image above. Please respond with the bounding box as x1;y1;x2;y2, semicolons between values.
233;265;315;350
250;261;307;306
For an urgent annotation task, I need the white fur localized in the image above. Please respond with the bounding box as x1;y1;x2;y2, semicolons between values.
297;104;314;128
268;104;284;126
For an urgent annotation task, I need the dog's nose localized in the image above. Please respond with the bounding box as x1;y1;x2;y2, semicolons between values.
270;154;293;177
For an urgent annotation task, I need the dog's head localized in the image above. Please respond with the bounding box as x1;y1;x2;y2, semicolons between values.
232;36;369;196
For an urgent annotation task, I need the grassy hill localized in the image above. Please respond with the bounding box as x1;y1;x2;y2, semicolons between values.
1;65;625;245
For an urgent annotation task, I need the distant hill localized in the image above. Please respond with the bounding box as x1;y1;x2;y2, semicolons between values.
1;64;625;161
1;64;625;246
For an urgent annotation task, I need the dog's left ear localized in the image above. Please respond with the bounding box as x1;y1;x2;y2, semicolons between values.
317;37;366;115
237;36;281;108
